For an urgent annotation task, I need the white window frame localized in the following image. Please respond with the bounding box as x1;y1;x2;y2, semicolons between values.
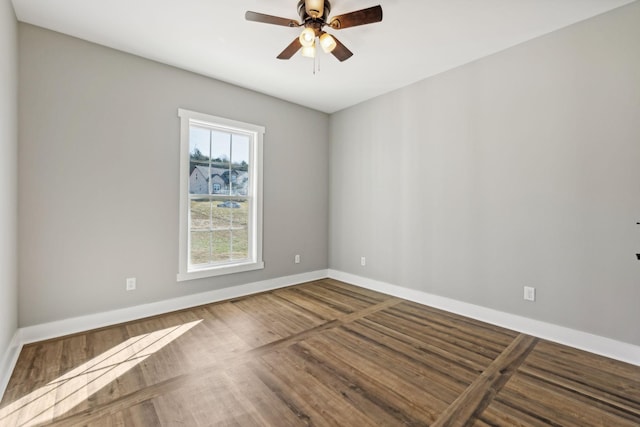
177;108;264;281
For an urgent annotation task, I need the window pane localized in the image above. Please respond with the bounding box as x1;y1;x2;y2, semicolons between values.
190;198;212;231
211;231;232;262
190;230;212;265
211;130;231;167
190;126;211;159
230;199;249;260
231;227;249;260
212;198;232;229
215;199;249;260
230;134;249;165
190;197;213;266
231;134;250;196
189;127;210;195
230;199;248;229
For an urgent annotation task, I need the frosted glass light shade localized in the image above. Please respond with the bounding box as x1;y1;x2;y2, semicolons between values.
299;27;315;47
301;45;316;58
319;33;336;53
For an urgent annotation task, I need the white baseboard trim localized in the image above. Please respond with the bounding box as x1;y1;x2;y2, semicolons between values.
0;330;23;400
328;269;640;367
19;269;328;345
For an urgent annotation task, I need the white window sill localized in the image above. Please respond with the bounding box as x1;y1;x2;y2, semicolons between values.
177;261;264;282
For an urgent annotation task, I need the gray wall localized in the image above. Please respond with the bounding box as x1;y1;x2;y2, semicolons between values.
0;0;18;359
330;2;640;345
18;24;329;327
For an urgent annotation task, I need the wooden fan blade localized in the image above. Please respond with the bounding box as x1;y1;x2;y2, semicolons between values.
330;35;353;62
329;5;383;29
245;11;300;27
277;38;303;60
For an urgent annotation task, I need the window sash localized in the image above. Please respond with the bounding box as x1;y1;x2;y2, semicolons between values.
188;195;254;267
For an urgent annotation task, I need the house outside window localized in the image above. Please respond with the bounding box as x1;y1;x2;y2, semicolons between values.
178;109;264;281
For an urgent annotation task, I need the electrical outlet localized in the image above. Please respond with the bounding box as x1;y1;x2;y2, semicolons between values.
523;286;535;301
360;256;366;266
294;254;300;264
126;277;136;291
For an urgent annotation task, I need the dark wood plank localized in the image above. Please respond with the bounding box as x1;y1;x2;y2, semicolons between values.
476;398;552;427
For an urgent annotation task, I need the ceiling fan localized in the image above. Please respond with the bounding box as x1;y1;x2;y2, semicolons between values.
245;0;383;62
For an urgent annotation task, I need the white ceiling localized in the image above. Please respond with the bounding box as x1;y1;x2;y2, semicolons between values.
11;0;636;113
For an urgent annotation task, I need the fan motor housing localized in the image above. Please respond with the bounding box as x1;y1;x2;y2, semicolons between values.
297;0;331;23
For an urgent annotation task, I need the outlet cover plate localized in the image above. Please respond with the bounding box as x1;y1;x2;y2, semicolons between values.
524;286;535;301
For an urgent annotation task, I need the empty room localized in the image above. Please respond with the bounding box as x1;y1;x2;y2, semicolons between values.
1;0;639;425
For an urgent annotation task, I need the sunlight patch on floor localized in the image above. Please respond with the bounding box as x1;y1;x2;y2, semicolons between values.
0;320;202;426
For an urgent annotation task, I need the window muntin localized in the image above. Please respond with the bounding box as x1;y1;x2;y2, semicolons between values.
178;109;264;281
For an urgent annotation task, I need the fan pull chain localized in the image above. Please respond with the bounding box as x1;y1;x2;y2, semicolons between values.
313;38;318;75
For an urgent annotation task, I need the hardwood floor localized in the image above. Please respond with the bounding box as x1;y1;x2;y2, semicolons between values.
1;279;639;426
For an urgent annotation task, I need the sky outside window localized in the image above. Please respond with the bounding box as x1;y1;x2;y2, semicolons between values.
189;126;249;164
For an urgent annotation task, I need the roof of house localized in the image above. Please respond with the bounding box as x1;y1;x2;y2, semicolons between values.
192;165;241;184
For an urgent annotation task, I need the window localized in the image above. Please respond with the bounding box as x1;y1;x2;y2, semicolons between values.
178;109;264;281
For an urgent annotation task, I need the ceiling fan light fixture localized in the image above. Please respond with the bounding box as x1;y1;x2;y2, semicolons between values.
299;27;316;47
301;44;316;58
319;32;336;53
245;1;383;62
